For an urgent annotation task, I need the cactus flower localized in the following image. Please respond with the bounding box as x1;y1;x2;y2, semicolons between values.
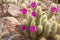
50;6;57;12
20;25;26;30
20;8;27;14
29;25;37;32
30;2;37;8
31;11;37;16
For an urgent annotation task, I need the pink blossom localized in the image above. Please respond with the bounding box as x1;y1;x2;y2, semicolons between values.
20;8;27;14
50;6;57;12
29;25;37;32
30;2;37;8
20;25;26;30
31;11;37;16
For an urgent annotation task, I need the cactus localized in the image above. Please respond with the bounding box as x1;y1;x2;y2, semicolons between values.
39;37;46;40
54;34;60;40
14;1;60;40
57;24;60;35
50;21;57;36
37;24;43;35
56;15;60;24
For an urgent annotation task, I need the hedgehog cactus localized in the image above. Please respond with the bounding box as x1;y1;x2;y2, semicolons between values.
17;1;60;40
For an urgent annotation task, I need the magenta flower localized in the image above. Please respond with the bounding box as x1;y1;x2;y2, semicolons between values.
20;8;27;14
20;25;26;30
50;6;57;12
31;11;37;16
29;25;37;32
30;2;37;8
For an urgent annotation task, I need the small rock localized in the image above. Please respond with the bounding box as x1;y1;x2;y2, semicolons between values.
0;17;21;37
0;17;20;27
8;3;22;17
